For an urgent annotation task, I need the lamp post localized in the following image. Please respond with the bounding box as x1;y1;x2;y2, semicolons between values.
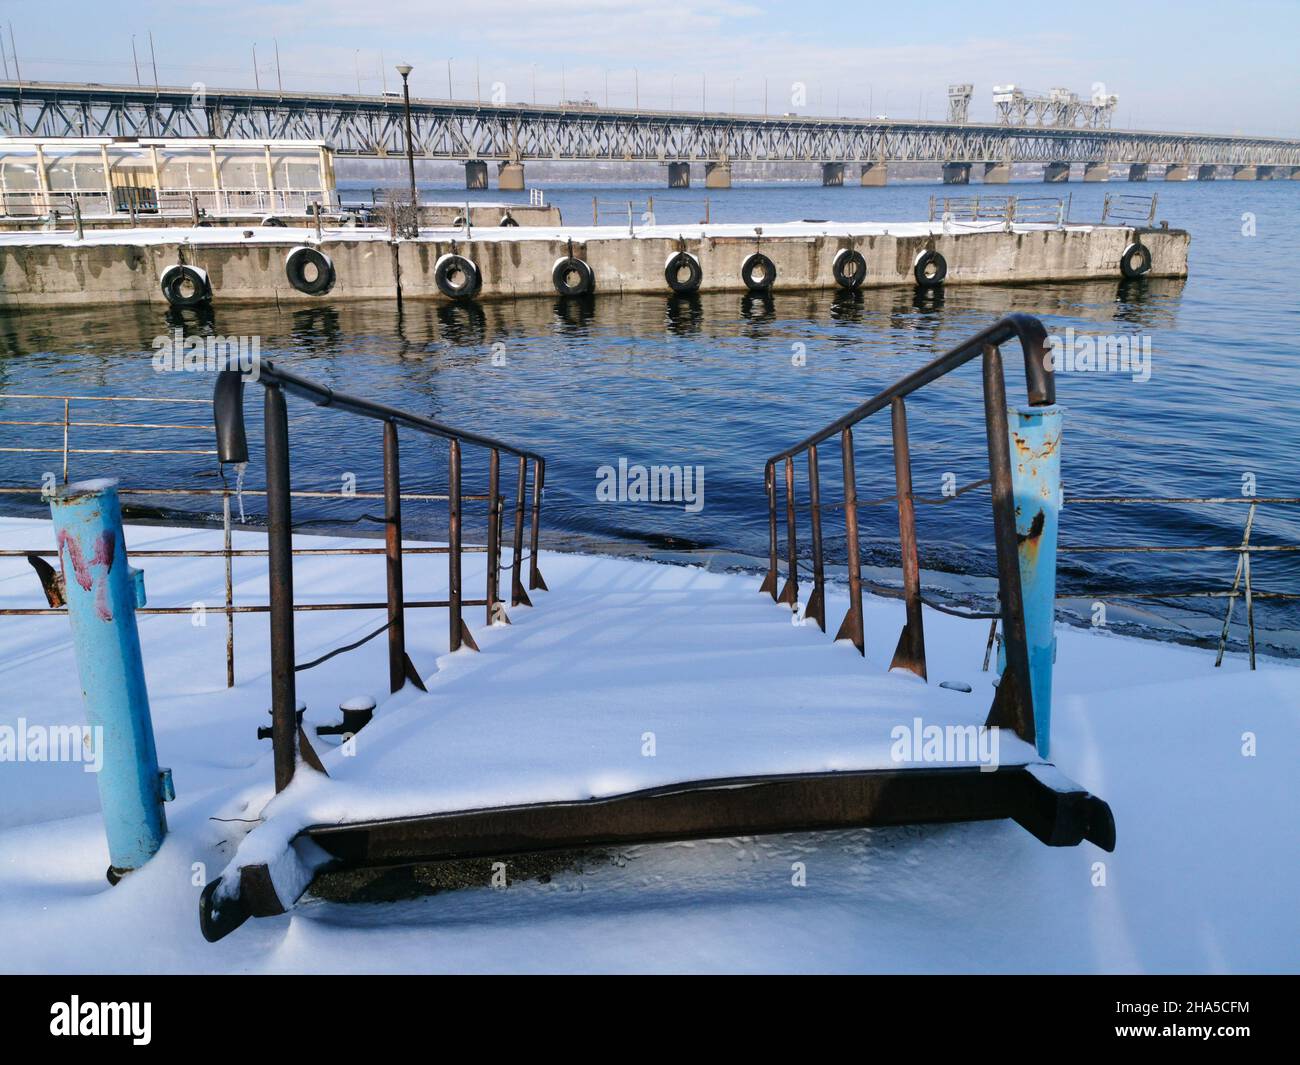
396;64;418;233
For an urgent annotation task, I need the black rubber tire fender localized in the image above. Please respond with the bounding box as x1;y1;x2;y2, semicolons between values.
1120;242;1152;279
833;248;867;290
159;264;211;308
434;253;482;300
664;251;702;294
285;246;335;296
741;252;777;292
500;213;520;227
261;215;286;227
552;256;594;296
913;249;947;288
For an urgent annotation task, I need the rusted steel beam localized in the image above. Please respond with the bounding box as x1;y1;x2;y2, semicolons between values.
805;444;826;631
384;421;406;693
528;458;548;592
982;344;1035;747
889;397;927;679
759;461;778;599
511;455;531;608
777;456;799;607
835;427;865;654
447;439;478;653
486;448;505;625
264;384;297;793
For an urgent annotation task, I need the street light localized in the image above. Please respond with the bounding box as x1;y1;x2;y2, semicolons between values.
396;64;418;232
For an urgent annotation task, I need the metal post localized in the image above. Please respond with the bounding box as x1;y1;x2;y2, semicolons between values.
889;396;926;679
447;438;476;651
487;448;503;623
805;444;826;631
982;344;1036;750
61;398;70;483
835;427;865;654
397;65;418;236
49;479;169;879
264;384;297;792
777;456;798;607
383;421;406;691
1215;503;1256;667
510;455;530;607
529;458;547;592
760;462;778;599
223;492;234;688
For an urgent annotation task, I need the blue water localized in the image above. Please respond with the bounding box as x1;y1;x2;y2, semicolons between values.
1;178;1297;654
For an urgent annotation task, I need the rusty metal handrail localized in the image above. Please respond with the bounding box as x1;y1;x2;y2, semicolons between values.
761;313;1054;748
214;365;548;793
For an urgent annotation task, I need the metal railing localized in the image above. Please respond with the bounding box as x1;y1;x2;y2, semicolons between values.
928;192;1156;228
212;364;548;792
1100;192;1159;225
0;187;336;221
0;387;545;703
760;314;1054;748
591;195;711;227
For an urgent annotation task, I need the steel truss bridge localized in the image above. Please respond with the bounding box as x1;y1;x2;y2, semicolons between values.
4;80;1299;169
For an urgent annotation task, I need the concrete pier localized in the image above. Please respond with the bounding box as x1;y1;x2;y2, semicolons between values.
1083;162;1109;182
859;161;887;187
1129;164;1149;182
497;161;525;191
1164;163;1190;181
667;162;691;189
1197;165;1218;181
704;161;732;189
465;160;489;190
0;220;1190;310
822;162;845;187
1043;162;1070;183
941;162;972;185
983;161;1011;184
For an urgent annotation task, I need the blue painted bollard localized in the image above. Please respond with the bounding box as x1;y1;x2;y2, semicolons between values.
1006;405;1063;758
50;479;170;879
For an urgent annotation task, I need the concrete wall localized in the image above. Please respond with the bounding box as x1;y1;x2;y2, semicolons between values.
0;225;1190;309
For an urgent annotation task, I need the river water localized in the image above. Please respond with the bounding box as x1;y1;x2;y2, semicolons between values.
1;178;1297;655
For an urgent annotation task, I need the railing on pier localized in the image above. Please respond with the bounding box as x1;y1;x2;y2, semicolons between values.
0;188;338;223
1100;193;1159;226
928;192;1156;228
0;386;547;706
591;195;711;228
761;314;1055;745
212;363;548;792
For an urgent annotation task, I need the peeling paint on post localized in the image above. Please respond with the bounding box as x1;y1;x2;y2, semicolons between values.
1008;406;1062;758
50;478;168;878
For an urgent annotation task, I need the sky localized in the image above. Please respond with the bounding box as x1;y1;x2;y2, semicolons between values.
1;0;1298;137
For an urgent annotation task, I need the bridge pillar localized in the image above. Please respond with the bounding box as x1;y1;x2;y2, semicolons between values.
1197;164;1218;181
1163;163;1190;181
667;162;691;188
1128;164;1148;182
982;160;1011;184
821;162;845;187
1083;162;1109;182
705;161;732;189
497;161;525;191
859;161;888;186
1290;167;1300;180
1257;165;1280;180
465;160;489;189
1043;162;1070;182
1232;165;1257;180
941;162;972;184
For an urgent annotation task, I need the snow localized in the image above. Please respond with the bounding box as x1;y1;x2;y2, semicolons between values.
0;515;1295;973
0;218;1098;249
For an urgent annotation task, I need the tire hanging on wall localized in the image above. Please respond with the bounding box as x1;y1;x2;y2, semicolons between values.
434;253;482;300
159;264;212;309
832;248;867;290
285;246;336;295
664;250;702;294
552;256;594;296
1119;242;1152;279
913;249;947;288
261;215;286;227
740;252;777;292
500;213;520;227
